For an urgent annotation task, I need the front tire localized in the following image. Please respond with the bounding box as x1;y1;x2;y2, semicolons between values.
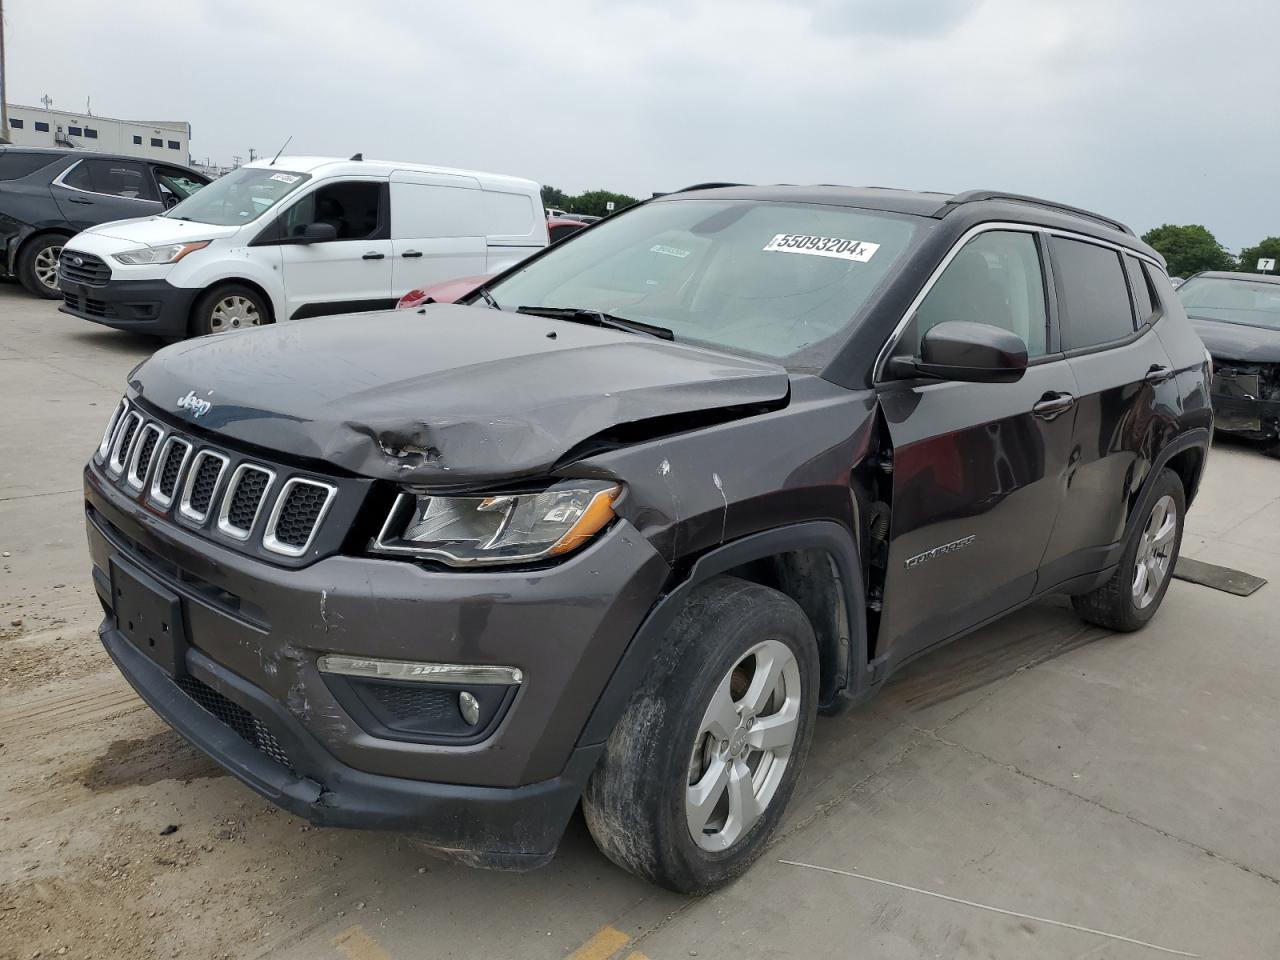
17;235;67;299
1072;468;1185;631
583;576;819;894
190;284;270;337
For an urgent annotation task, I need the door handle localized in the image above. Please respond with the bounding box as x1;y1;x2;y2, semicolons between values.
1033;392;1075;420
67;197;94;205
1144;364;1173;384
401;250;423;259
362;252;385;260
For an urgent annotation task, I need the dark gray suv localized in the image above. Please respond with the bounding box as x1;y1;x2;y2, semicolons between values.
85;185;1212;893
0;146;208;298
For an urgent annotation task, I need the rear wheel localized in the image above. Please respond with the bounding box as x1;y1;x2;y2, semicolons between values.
17;235;67;298
1072;468;1185;631
191;284;270;337
583;576;818;894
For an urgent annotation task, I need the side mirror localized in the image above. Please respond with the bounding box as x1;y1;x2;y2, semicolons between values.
300;222;338;243
891;321;1028;384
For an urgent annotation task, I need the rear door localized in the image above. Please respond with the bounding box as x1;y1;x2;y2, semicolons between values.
276;178;394;319
876;228;1078;667
51;158;161;230
388;170;486;297
1038;235;1180;585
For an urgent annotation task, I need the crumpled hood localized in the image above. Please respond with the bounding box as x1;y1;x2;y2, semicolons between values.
1191;317;1280;363
131;305;791;484
83;216;242;245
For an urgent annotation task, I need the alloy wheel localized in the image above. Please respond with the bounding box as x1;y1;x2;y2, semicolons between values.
209;295;261;334
1133;493;1177;609
34;244;63;291
685;638;802;852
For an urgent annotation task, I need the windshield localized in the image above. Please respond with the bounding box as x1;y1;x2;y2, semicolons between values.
163;166;311;226
487;199;922;366
1178;276;1280;330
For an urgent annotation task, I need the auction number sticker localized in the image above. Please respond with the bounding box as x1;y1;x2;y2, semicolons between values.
763;234;879;262
650;243;692;258
270;173;301;184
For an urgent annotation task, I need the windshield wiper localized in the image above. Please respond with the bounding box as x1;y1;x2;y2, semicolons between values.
476;286;501;310
516;306;675;341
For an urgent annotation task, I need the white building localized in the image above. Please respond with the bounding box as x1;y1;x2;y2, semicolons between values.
4;102;191;163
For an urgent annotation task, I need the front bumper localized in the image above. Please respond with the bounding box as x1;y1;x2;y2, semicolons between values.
1209;392;1280;440
59;276;198;337
85;458;670;861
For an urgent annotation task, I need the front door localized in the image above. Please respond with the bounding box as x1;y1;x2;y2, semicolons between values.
277;179;394;319
52;158;161;231
876;228;1077;667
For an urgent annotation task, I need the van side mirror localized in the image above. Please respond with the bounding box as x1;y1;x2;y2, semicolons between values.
300;222;338;243
891;321;1028;384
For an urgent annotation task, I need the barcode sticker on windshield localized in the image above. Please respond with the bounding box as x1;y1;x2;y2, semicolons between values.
270;173;300;184
763;234;880;262
650;244;692;258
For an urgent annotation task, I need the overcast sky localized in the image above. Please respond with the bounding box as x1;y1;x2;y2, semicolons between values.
6;0;1277;250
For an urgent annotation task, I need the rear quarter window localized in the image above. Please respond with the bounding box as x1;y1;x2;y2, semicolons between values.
1051;236;1136;350
0;152;58;181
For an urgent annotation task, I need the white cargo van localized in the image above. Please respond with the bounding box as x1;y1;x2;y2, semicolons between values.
57;155;547;337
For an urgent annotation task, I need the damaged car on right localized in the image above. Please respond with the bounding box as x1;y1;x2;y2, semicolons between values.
85;184;1212;894
1178;270;1280;455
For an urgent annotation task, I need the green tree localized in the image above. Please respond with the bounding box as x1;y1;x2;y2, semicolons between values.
1141;224;1235;277
540;185;571;211
567;189;639;218
1237;237;1280;274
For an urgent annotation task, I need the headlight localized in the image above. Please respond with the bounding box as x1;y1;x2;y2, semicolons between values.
371;480;621;566
112;240;210;265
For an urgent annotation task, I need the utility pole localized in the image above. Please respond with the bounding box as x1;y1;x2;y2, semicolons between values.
0;0;10;143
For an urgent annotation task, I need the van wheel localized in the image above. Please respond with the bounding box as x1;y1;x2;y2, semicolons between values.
191;284;270;337
582;576;818;894
17;235;67;298
1072;468;1185;632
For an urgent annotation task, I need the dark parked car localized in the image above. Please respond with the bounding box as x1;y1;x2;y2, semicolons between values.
1178;271;1280;454
85;185;1211;893
0;146;208;298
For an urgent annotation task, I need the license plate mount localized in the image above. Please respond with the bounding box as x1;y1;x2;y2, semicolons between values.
109;556;188;678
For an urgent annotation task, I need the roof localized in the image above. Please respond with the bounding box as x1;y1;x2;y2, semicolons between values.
1191;271;1280;285
0;144;168;165
659;183;1156;259
242;155;539;192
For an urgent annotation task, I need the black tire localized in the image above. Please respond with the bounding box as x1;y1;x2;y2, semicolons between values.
582;576;819;894
189;283;271;338
1072;468;1185;632
16;234;68;299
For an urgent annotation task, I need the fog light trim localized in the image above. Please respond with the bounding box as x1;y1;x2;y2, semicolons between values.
318;655;523;686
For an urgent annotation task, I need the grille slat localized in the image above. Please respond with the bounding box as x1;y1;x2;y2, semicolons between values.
175;676;293;770
58;251;111;286
217;465;274;540
154;438;191;503
189;459;223;513
265;479;336;556
127;425;163;489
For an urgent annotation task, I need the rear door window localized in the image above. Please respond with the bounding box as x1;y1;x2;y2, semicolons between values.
61;159;157;201
1051;236;1136;350
1123;255;1159;325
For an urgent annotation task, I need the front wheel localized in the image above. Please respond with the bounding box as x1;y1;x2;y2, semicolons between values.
583;577;819;894
1072;468;1185;631
17;235;67;299
190;284;270;337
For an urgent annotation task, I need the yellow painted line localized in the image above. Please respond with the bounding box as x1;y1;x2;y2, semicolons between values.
333;924;394;960
566;924;632;960
623;953;652;960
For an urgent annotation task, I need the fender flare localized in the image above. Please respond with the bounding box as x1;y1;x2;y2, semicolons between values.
575;520;868;749
1128;428;1211;540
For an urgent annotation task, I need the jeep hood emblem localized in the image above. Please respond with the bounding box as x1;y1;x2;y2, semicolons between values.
176;390;213;418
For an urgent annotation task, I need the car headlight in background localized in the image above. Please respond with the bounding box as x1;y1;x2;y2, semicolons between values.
112;240;210;265
371;480;621;566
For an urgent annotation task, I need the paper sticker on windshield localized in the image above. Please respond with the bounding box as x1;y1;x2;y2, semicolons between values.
763;234;879;262
650;243;692;258
269;173;300;184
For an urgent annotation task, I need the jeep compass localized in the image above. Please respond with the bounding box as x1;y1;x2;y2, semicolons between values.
85;185;1212;893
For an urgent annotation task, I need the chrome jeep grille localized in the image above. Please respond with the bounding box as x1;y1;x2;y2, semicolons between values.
95;400;337;559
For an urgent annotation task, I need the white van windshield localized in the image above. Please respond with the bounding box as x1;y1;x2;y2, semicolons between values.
164;167;311;226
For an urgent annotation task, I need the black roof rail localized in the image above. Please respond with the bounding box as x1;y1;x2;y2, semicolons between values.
673;181;748;193
940;190;1135;237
